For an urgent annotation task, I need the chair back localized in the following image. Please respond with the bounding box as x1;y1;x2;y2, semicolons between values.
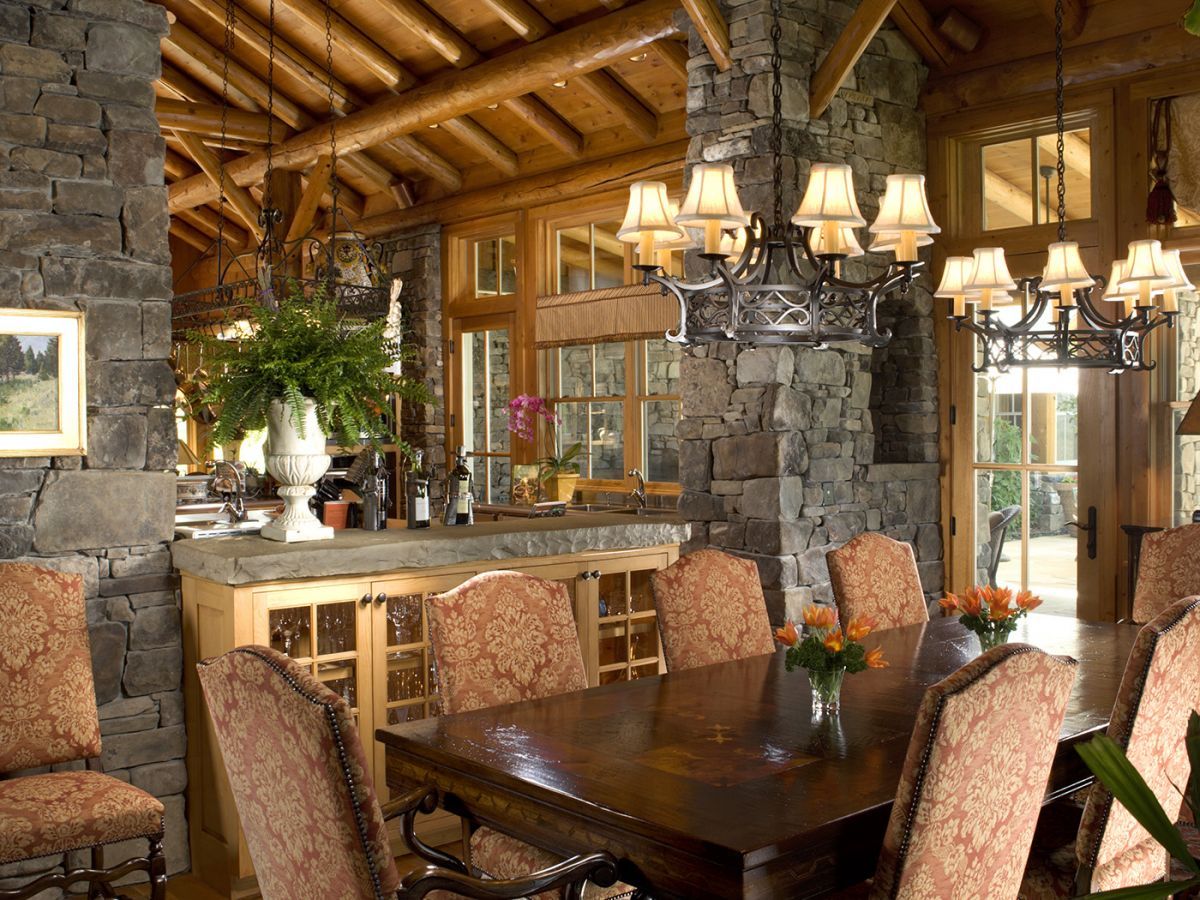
827;532;928;631
426;570;588;714
873;644;1077;900
650;549;776;671
1131;524;1200;622
986;505;1020;588
196;646;399;900
0;562;101;774
1075;596;1200;891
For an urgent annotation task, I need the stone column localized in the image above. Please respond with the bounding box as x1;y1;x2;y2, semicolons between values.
677;0;943;622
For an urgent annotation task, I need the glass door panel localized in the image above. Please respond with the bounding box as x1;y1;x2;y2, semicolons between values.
457;325;512;504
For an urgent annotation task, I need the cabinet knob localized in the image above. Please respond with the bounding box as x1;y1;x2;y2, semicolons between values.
359;593;371;606
374;592;387;605
580;571;592;581
591;570;601;579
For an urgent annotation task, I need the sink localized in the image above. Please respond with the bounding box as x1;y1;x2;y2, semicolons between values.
176;509;271;525
610;507;679;517
568;503;628;513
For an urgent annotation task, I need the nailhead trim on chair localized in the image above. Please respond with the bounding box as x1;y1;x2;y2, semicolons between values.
200;647;389;900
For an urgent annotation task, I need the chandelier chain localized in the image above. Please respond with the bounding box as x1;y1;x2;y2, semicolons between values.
1054;0;1066;241
262;0;275;216
770;0;784;233
216;0;234;272
324;0;340;253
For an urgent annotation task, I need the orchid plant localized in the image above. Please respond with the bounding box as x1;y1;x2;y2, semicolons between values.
939;584;1042;650
506;394;582;481
775;605;888;712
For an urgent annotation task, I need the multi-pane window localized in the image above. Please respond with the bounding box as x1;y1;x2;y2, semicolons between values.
556;221;625;292
540;339;682;486
981;128;1092;230
459;327;511;503
471;235;517;297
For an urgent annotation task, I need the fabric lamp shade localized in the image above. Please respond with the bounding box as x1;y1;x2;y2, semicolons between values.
1041;242;1094;292
935;256;978;317
811;224;864;257
676;164;749;253
1118;239;1173;292
792;163;866;227
619;181;684;265
1161;249;1195;314
966;247;1017;312
1101;258;1135;305
868;231;933;254
868;174;937;263
653;203;699;252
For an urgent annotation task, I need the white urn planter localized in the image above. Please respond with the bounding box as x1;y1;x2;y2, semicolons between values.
260;398;334;543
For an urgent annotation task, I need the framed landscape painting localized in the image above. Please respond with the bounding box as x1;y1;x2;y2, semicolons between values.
0;309;86;457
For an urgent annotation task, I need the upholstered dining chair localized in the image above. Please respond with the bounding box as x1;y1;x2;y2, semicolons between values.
196;644;619;900
649;548;776;671
1130;524;1200;623
827;532;929;631
425;571;635;898
1019;595;1200;897
0;562;167;900
839;644;1077;900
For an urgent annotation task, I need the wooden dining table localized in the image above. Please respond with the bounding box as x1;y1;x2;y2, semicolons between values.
377;614;1139;899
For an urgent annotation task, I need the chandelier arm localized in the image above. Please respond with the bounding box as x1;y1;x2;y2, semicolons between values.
1074;281;1129;330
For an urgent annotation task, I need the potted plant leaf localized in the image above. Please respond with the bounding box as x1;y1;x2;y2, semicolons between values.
198;283;429;542
506;394;582;502
1075;711;1200;898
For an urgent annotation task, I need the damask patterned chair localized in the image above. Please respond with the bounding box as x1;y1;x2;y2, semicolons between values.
1020;595;1200;897
827;532;929;632
865;645;1078;899
0;562;166;900
649;549;776;671
196;644;619;900
426;571;634;898
1131;524;1200;623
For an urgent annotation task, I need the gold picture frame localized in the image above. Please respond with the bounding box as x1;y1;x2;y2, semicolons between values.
0;308;86;457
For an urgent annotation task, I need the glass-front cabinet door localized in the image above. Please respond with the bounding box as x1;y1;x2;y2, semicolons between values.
252;581;374;728
573;551;672;685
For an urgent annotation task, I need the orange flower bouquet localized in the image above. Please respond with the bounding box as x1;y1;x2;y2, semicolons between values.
775;606;888;713
939;584;1042;650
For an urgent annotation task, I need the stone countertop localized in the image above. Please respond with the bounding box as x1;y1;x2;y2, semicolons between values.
171;513;689;586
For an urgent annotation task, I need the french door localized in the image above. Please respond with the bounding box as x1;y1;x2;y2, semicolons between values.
448;313;515;505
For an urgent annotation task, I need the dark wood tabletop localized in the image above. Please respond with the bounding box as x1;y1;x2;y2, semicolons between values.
377;614;1139;899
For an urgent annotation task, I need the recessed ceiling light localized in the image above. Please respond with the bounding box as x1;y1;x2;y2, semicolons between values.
629;52;647;62
428;123;439;128
487;103;499;109
552;80;567;88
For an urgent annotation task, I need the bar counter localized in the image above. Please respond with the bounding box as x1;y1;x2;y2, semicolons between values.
171;511;690;585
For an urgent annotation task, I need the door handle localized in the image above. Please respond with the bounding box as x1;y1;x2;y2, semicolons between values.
1066;505;1098;560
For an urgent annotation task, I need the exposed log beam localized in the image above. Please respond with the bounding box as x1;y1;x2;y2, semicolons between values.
167;0;462;191
984;170;1046;224
164;147;196;180
375;0;481;68
272;0;416;90
890;0;955;69
173;130;264;240
924;22;1196;115
170;218;212;252
652;39;689;81
935;8;982;53
679;0;731;71
349;138;687;237
285;154;333;244
501;96;585;157
1032;0;1086;40
159;62;220;105
479;0;659;141
167;0;681;212
156;98;275;142
176;204;250;245
440;117;519;176
810;0;898;119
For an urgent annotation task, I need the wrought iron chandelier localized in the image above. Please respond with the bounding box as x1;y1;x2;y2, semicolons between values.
171;0;392;337
939;0;1189;372
615;0;939;347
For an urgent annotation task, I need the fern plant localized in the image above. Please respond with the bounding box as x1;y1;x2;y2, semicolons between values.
197;282;429;454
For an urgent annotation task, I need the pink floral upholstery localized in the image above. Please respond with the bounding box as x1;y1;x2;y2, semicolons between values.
649;549;776;672
197;646;401;900
1073;596;1200;889
872;644;1078;899
0;770;163;865
469;828;631;900
827;533;929;632
428;573;634;899
0;563;102;774
426;571;588;714
1132;524;1200;623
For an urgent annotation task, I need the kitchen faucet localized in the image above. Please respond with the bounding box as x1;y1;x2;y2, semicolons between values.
628;468;647;508
210;460;248;523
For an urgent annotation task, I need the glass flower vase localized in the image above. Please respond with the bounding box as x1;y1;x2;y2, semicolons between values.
808;667;846;714
977;628;1010;651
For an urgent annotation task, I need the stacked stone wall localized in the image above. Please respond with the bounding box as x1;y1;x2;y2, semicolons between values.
678;0;943;621
0;0;185;888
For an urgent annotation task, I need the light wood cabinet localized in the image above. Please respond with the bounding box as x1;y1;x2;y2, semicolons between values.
181;544;677;897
